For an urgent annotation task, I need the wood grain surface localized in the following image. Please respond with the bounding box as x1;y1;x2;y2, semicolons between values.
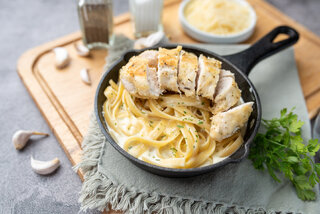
17;0;320;212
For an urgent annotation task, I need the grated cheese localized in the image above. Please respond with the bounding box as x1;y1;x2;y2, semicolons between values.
184;0;252;35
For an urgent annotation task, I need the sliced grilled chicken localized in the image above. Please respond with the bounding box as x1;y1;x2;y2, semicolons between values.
120;56;159;99
196;54;221;100
178;50;198;97
139;50;158;67
140;50;162;97
158;46;182;92
146;66;162;98
212;70;241;114
220;69;234;78
210;102;253;142
120;56;139;95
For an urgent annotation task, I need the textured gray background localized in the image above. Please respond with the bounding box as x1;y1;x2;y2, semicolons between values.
0;0;319;213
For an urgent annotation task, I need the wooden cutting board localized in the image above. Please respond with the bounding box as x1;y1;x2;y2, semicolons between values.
17;0;320;183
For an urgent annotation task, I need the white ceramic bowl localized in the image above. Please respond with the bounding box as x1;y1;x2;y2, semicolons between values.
179;0;257;44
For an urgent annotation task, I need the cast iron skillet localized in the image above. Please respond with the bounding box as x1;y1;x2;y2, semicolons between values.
95;26;299;177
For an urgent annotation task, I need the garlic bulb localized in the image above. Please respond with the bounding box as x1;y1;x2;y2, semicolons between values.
31;156;60;175
74;43;90;57
12;130;49;150
80;68;91;85
53;47;70;69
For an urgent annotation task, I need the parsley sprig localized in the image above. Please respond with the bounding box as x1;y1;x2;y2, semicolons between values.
248;108;320;201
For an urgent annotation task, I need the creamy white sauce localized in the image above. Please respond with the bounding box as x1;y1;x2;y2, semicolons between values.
109;127;126;147
107;124;160;161
107;123;229;167
104;96;246;167
212;156;227;164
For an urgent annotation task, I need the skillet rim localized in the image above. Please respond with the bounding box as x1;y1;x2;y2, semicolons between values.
94;44;261;176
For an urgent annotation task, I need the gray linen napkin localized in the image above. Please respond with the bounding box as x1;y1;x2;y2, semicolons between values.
76;38;320;213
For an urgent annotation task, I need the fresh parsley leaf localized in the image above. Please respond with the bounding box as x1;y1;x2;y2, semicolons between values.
177;125;184;128
289;119;304;133
248;108;320;201
315;163;320;176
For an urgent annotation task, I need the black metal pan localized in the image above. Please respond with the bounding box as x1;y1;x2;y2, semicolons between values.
95;26;299;177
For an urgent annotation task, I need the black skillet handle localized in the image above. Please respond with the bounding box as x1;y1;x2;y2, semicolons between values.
223;26;299;75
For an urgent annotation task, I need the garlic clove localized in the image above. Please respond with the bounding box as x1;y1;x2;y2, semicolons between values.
31;156;60;175
80;68;91;85
53;47;70;69
12;130;49;150
74;43;90;57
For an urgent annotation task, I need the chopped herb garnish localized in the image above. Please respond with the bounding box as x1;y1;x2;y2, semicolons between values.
170;148;177;157
201;101;205;105
177;125;184;128
155;159;160;161
149;121;154;128
198;121;203;125
183;111;187;114
196;135;199;138
160;135;166;140
128;146;133;150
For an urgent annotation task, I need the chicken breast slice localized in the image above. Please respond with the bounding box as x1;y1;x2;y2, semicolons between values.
196;54;221;100
212;70;241;114
120;56;159;99
158;46;182;92
140;50;162;97
210;102;253;142
146;66;162;98
178;50;198;97
220;69;234;78
139;50;158;67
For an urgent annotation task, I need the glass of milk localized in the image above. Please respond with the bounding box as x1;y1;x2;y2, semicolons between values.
129;0;164;38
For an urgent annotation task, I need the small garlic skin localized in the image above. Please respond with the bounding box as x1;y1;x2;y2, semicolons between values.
53;47;70;69
12;130;49;150
80;68;91;85
74;43;90;57
31;156;60;175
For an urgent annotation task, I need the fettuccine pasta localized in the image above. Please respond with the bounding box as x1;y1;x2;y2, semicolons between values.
103;80;244;168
